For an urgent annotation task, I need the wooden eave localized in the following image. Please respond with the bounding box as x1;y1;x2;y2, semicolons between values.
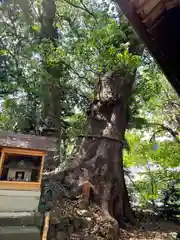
117;0;180;95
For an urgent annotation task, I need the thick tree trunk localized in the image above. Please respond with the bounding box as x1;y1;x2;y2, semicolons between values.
74;70;135;226
41;70;137;239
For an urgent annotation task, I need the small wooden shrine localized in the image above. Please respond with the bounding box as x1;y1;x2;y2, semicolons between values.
117;0;180;95
0;131;56;212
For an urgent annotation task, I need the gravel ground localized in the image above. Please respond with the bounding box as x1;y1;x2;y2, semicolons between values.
119;215;180;240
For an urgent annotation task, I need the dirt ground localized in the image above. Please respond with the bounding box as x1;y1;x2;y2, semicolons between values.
119;212;180;239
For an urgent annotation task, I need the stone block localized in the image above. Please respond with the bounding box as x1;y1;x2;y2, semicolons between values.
0;226;40;240
0;211;42;227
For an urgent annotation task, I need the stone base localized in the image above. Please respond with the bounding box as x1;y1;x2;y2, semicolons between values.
0;212;42;227
0;212;42;240
0;226;40;240
0;190;41;212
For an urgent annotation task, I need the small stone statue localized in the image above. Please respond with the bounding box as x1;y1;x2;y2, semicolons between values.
16;172;24;181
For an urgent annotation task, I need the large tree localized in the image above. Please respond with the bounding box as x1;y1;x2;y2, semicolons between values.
36;0;144;236
2;0;176;239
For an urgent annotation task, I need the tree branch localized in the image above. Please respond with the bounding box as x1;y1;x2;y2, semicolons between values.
62;0;97;23
79;0;97;23
150;123;179;143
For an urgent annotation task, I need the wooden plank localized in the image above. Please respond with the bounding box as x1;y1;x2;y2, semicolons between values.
2;147;46;157
0;151;6;177
116;0;158;50
132;0;149;8
142;2;165;27
147;15;165;35
39;155;45;183
133;0;178;9
164;0;178;9
42;212;50;240
0;181;40;190
136;0;161;17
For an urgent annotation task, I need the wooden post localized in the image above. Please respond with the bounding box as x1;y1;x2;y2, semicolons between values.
79;180;98;206
0;150;6;177
39;155;46;183
42;212;50;240
82;181;91;205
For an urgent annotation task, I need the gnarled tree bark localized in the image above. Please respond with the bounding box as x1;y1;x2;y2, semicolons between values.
42;69;140;240
74;70;136;226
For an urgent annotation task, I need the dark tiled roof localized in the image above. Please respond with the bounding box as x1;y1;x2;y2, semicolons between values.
0;131;57;152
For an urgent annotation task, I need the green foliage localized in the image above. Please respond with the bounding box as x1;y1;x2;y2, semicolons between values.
0;0;141;139
125;132;180;207
125;134;180;168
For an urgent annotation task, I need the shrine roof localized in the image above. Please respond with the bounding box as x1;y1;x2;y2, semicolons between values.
0;131;56;152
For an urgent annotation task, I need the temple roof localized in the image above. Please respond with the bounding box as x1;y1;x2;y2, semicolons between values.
0;131;57;152
117;0;180;95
